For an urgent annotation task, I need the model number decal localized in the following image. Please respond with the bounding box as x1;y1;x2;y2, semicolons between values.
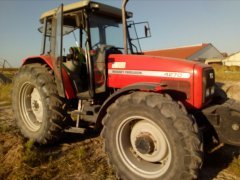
109;69;191;79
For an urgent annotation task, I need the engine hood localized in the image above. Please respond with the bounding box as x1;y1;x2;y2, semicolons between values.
108;54;208;73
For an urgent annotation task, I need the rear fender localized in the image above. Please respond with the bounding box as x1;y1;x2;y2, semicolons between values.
22;56;76;99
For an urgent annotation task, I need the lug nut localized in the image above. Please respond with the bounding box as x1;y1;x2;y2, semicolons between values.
232;124;239;131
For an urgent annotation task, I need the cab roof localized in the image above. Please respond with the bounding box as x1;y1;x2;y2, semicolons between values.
40;0;132;23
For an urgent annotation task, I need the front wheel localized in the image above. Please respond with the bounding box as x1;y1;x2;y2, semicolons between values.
101;92;203;180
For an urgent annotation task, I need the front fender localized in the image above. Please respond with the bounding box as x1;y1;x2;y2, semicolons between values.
22;55;76;99
96;82;165;127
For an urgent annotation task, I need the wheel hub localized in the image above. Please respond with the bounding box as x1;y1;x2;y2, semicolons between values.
130;120;169;162
135;134;155;154
19;82;43;132
30;88;43;123
32;100;40;111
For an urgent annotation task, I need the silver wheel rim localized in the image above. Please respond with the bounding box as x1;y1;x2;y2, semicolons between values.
116;116;172;179
19;82;43;132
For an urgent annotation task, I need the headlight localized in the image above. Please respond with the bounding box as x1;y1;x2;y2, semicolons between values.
205;86;215;98
211;86;215;95
206;88;210;97
202;73;207;102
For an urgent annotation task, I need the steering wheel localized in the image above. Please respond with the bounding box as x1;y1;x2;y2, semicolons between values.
92;42;101;49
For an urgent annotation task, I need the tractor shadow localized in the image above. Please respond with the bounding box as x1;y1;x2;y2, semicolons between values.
61;129;100;144
199;145;240;179
31;130;101;165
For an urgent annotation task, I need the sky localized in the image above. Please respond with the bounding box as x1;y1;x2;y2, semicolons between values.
0;0;240;67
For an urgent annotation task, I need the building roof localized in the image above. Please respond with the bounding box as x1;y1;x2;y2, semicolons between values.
144;43;210;59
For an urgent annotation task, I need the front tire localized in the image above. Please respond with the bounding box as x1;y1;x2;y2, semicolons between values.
12;63;70;144
101;92;203;180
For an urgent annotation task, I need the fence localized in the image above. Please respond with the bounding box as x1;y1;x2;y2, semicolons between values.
0;59;12;73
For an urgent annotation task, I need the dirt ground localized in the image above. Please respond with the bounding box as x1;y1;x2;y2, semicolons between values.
0;101;239;180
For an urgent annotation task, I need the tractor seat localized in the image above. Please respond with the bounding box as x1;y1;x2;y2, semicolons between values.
63;47;88;95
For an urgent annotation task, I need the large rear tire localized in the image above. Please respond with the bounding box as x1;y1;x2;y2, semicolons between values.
12;63;70;144
101;92;203;180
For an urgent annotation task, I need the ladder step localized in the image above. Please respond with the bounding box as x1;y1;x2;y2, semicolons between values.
64;127;85;134
77;91;90;98
69;110;86;116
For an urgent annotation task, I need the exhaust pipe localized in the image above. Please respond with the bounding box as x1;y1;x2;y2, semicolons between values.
122;0;129;54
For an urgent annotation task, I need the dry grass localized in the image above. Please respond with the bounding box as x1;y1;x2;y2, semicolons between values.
0;84;12;103
211;64;240;82
0;68;17;78
228;155;240;177
0;133;115;180
0;69;16;103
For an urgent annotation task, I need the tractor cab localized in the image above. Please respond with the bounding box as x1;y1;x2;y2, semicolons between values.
39;0;149;99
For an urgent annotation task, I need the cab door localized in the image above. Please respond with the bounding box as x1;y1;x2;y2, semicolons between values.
51;4;65;97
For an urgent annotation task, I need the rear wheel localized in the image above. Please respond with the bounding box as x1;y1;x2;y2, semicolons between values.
101;92;203;180
12;63;70;144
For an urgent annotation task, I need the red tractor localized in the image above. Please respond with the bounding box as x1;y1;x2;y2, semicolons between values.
12;0;239;179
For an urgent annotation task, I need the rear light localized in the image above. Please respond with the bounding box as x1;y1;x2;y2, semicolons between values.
206;88;210;98
211;86;215;95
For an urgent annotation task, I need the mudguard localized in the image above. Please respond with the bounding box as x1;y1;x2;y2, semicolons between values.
22;55;76;99
96;82;166;126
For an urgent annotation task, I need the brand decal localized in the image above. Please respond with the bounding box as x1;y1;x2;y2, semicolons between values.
109;69;191;79
112;62;126;69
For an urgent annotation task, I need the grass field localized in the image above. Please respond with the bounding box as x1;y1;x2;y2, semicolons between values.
1;69;17;79
0;84;12;102
211;64;240;82
0;68;17;103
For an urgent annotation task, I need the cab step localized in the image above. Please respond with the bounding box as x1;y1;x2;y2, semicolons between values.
64;127;86;134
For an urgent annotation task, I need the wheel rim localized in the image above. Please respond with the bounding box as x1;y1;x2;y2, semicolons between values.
19;82;43;132
116;116;172;179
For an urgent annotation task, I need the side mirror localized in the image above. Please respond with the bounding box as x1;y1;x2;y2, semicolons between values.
128;21;151;40
144;25;150;37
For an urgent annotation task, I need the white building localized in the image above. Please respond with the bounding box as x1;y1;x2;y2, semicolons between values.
223;51;240;66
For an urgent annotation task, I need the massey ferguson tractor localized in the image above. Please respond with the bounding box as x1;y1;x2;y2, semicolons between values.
12;0;240;179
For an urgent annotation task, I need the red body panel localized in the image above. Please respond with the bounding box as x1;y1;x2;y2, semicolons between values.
107;54;207;109
22;55;76;99
22;54;210;109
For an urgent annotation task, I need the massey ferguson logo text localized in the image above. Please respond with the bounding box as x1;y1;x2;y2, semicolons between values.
109;70;191;79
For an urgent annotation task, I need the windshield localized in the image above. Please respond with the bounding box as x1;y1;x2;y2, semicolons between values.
89;15;124;50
